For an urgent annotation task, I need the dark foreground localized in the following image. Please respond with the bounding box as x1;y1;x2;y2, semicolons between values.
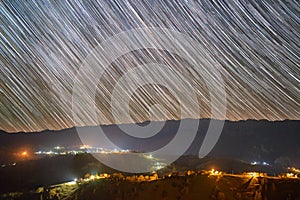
2;173;300;200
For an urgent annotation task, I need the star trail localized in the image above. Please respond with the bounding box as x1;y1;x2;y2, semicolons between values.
0;0;299;132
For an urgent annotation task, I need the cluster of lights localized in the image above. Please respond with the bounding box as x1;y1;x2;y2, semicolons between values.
82;173;110;182
65;174;109;185
285;173;297;178
135;174;159;182
250;161;270;166
186;170;196;176
1;150;25;167
73;172;160;184
1;162;16;168
64;173;111;186
288;167;300;173
79;145;92;150
35;150;67;155
153;162;166;170
210;169;222;175
246;172;261;178
35;146;130;156
281;167;300;178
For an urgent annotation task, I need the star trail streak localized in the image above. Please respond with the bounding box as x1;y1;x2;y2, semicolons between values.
0;0;299;132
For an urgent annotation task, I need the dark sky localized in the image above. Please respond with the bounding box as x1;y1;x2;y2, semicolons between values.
1;1;299;132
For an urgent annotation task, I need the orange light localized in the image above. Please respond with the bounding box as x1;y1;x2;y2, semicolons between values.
21;151;27;156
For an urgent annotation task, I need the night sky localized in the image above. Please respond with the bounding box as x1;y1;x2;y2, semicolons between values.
1;1;299;133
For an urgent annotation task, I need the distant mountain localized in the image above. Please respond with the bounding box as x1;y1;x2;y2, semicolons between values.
171;155;278;175
204;120;300;167
0;119;299;167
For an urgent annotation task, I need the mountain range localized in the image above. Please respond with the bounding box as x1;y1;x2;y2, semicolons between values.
0;119;299;167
